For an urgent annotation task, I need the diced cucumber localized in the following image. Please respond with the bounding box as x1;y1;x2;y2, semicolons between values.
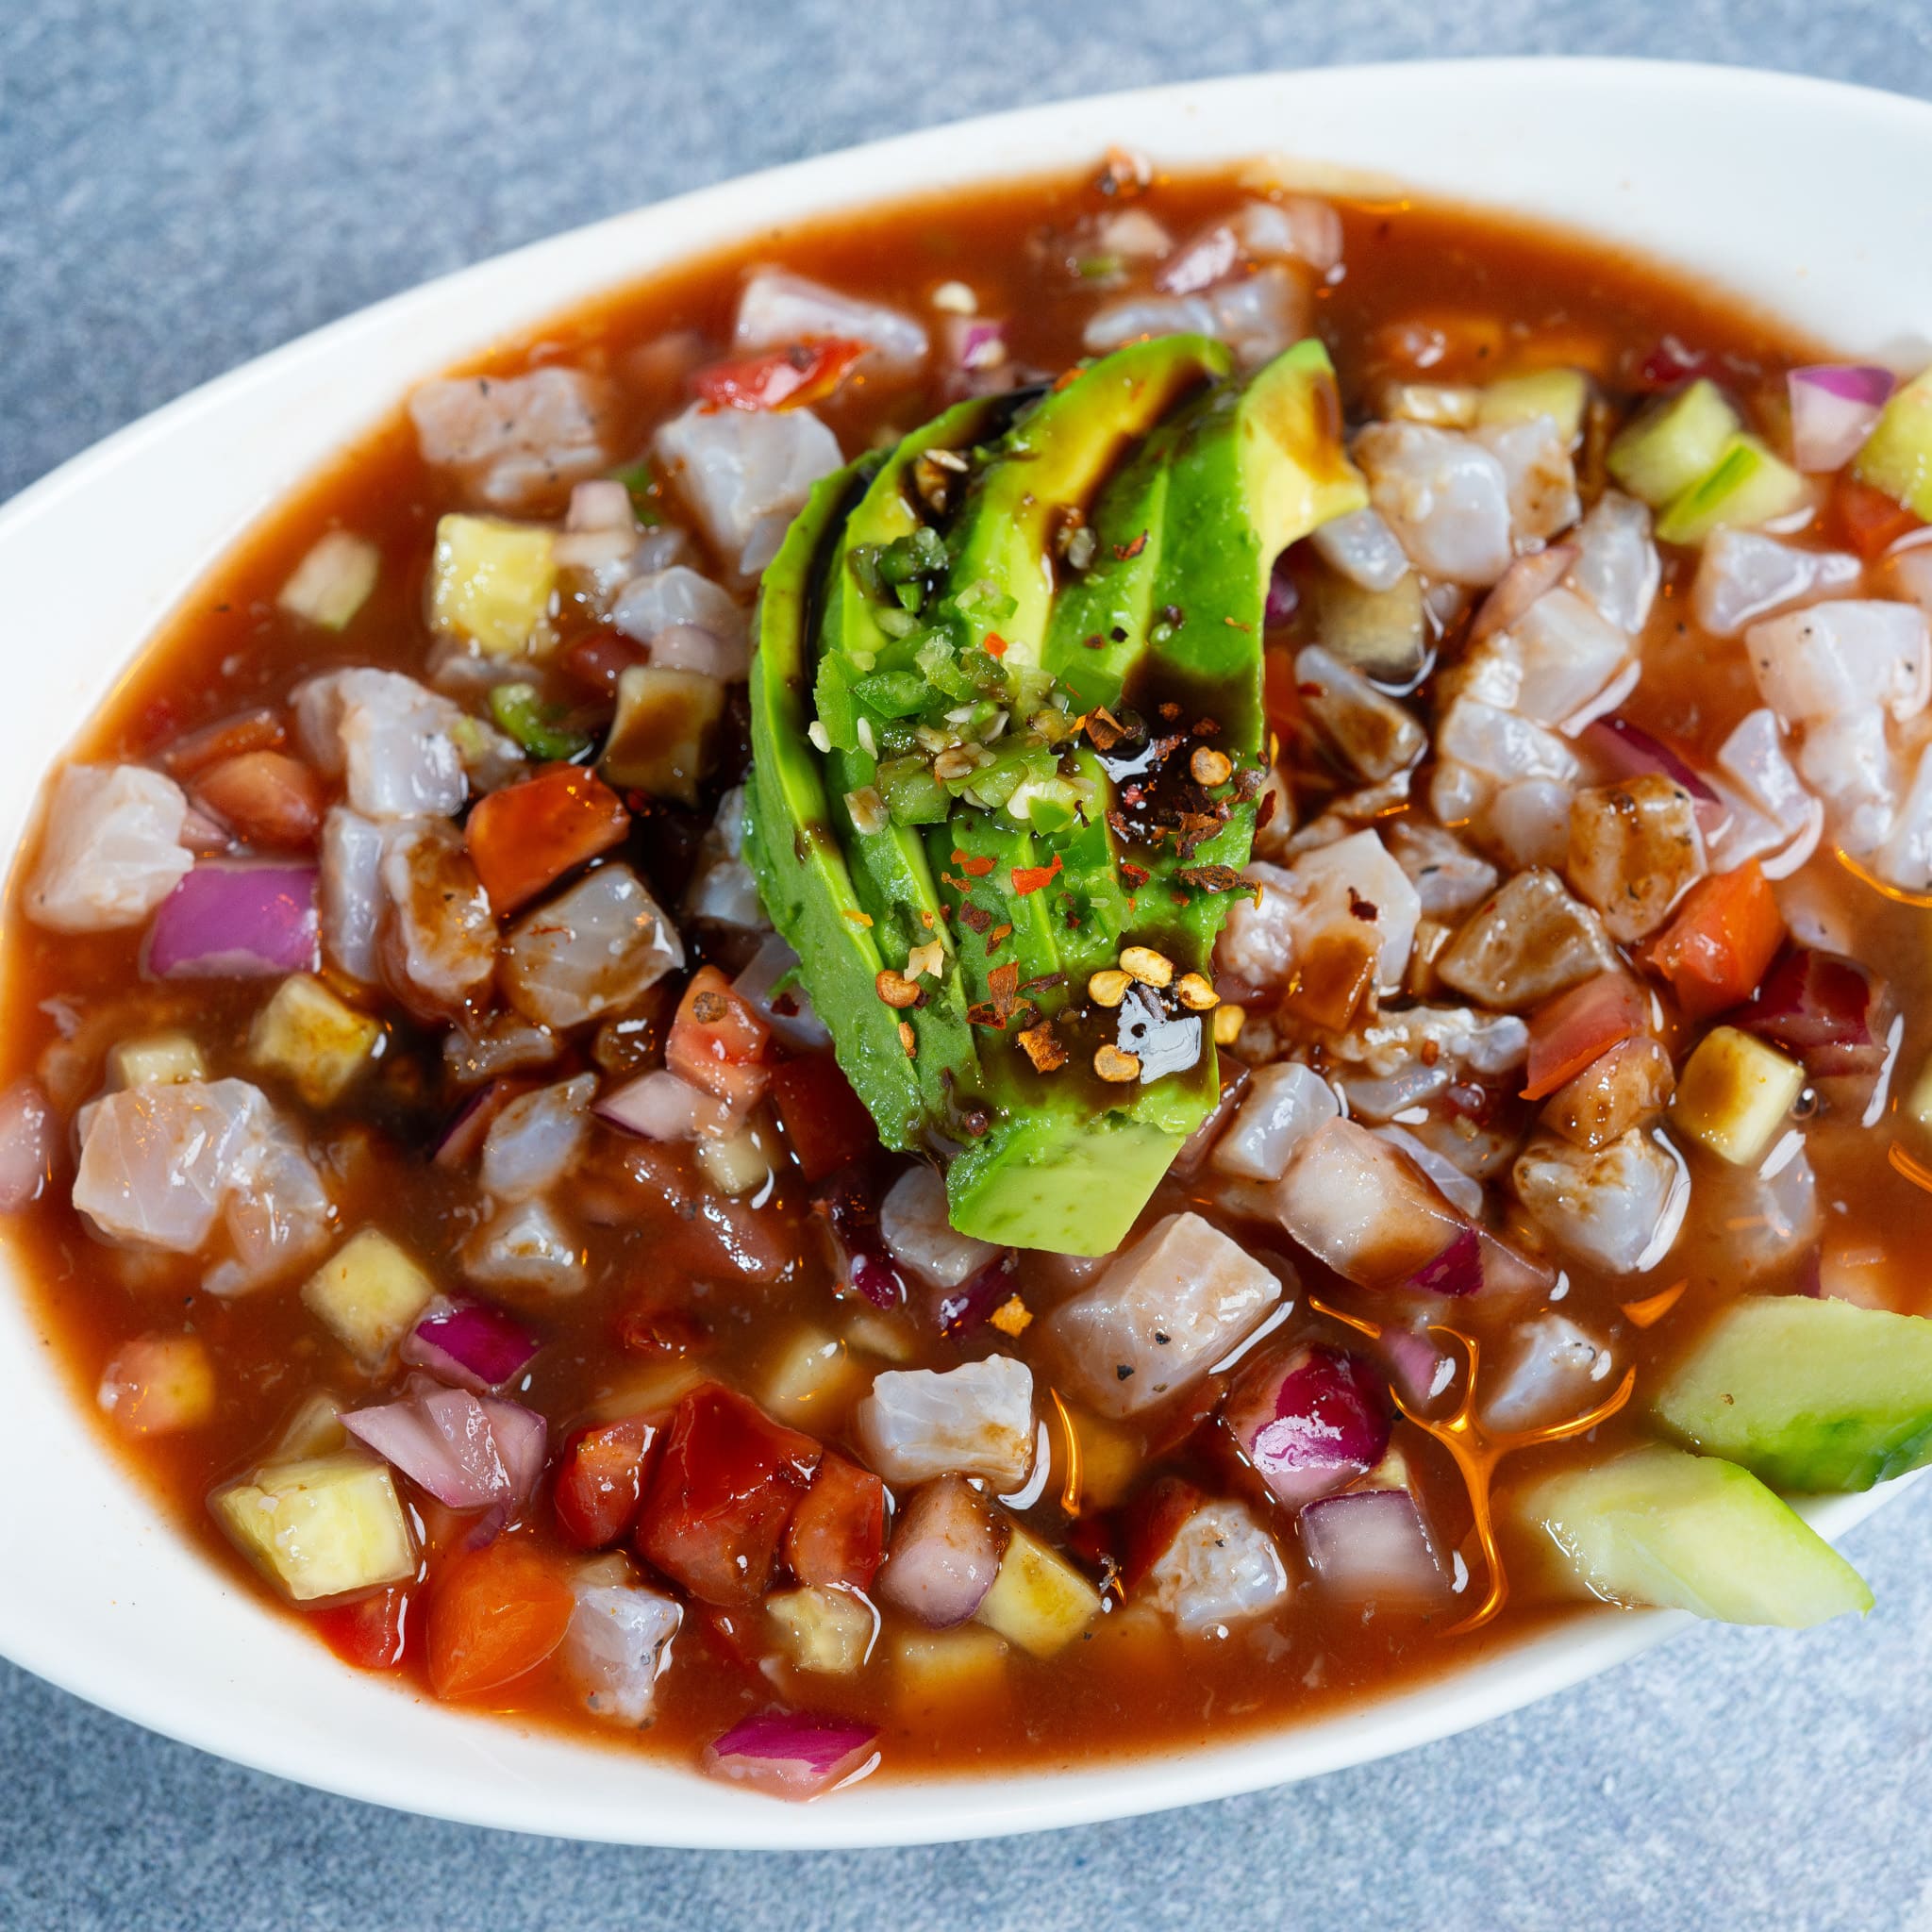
601;664;724;806
1059;1404;1142;1508
1607;379;1741;507
758;1324;870;1430
301;1228;437;1370
974;1524;1102;1657
249;974;380;1106
97;1332;216;1435
108;1031;207;1089
427;513;557;658
693;1124;774;1198
1478;369;1590;444
274;1391;348;1459
1517;1442;1872;1626
1907;1050;1932;1134
1655;434;1808;545
1670;1024;1805;1165
1654;1296;1932;1491
766;1586;874;1674
210;1452;416;1603
278;531;381;632
892;1624;1008;1714
588;1357;706;1422
1381;382;1479;429
1853;367;1932;518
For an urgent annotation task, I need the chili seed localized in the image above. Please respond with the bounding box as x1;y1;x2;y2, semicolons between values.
898;1020;917;1057
1093;1043;1141;1083
1174;972;1220;1010
1088;968;1131;1008
1211;1003;1245;1045
875;970;922;1008
1190;745;1233;787
1119;945;1174;989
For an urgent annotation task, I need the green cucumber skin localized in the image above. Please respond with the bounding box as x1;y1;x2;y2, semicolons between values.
1653;1295;1932;1492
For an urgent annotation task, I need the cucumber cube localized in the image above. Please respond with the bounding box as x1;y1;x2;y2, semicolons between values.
1607;379;1741;507
693;1124;774;1198
1654;1295;1932;1491
97;1331;216;1436
427;513;557;658
1478;369;1590;444
278;531;381;632
1655;435;1808;545
249;974;381;1106
1517;1442;1871;1625
301;1228;437;1370
1671;1025;1805;1165
1853;367;1932;518
974;1524;1102;1657
108;1031;208;1089
766;1586;874;1674
274;1390;349;1459
210;1453;417;1603
601;665;725;805
893;1624;1008;1715
759;1324;870;1430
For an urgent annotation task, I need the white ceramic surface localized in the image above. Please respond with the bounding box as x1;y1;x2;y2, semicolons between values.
0;58;1925;1849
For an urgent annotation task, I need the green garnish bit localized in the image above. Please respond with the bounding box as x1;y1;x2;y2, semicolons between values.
611;458;663;525
489;682;592;761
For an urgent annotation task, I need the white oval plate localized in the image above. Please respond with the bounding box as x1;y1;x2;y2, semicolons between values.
0;57;1925;1849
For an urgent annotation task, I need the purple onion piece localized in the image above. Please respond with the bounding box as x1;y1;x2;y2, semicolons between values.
0;1078;56;1212
1300;1487;1446;1603
1401;1225;1483;1298
145;861;320;979
1583;717;1719;804
703;1709;880;1799
1788;367;1892;473
814;1165;908;1310
937;1253;1019;1340
341;1386;546;1512
401;1294;540;1393
1791;363;1895;406
1264;554;1299;628
873;1474;1003;1628
1733;947;1890;1076
1224;1342;1391;1513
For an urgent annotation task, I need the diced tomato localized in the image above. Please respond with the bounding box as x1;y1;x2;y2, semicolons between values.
667;965;774;1110
1829;474;1924;560
692;338;867;414
1646;861;1787;1022
613;1294;710;1358
1522;974;1649;1101
191;750;324;850
465;765;631;914
425;1539;575;1700
312;1584;412;1671
560;629;646;694
553;1415;660;1549
768;1054;877;1183
783;1453;886;1591
158;705;286;776
635;1383;821;1605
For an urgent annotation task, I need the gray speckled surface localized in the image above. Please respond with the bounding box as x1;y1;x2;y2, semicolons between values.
5;6;1932;1927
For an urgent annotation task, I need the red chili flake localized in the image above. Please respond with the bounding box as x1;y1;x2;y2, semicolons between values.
1053;366;1085;393
951;850;997;877
1177;863;1245;894
1191;717;1221;738
693;338;866;413
985;633;1008;660
1084;708;1129;753
1112;530;1149;562
987;962;1022;1021
1120;861;1150;888
1158;702;1181;721
985;923;1014;954
1082;633;1107;651
958;901;993;933
1255;788;1279;830
1011;855;1063;895
1020;973;1066;993
1347;887;1379;922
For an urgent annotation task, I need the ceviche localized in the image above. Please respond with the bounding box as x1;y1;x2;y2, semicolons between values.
9;154;1932;1800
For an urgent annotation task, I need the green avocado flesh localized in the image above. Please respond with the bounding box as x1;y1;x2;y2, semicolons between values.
1652;1295;1932;1491
744;334;1364;1254
1516;1443;1872;1628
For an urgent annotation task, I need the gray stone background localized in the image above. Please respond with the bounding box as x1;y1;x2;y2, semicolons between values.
5;4;1932;1927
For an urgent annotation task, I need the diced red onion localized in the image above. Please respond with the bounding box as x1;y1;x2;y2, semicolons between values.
1300;1488;1446;1603
179;806;234;856
594;1069;735;1141
401;1295;540;1393
145;862;320;979
1223;1342;1391;1512
703;1708;879;1799
1400;1224;1483;1297
1264;555;1299;627
955;320;1008;371
431;1085;509;1171
1788;365;1893;474
341;1386;546;1512
1734;947;1890;1077
873;1474;1004;1628
1468;541;1577;646
1582;717;1719;803
813;1167;908;1310
936;1252;1019;1340
0;1077;56;1212
1475;1227;1558;1299
1376;1324;1456;1408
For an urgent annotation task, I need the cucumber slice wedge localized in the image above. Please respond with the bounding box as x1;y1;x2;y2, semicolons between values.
1607;378;1740;507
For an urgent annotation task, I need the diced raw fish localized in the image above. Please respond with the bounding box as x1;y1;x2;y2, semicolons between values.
409;367;608;508
501;864;684;1030
462;1198;586;1294
480;1074;597;1201
1567;774;1707;942
1475;416;1580;547
1267;1118;1467;1290
854;1356;1035;1488
1487;778;1575;873
377;820;496;1020
1046;1211;1286;1418
1513;1128;1687;1275
561;1574;682;1725
654;403;842;576
1564;491;1658;636
1210;1063;1341;1182
1293;645;1426;781
1312;507;1409;592
878;1166;1002;1289
733;270;929;375
26;764;192;934
1436;869;1618;1009
318;807;386;981
1145;1495;1290;1634
1482;1313;1618;1432
1745;600;1930;727
1356;422;1513;586
1794;707;1897;857
292;669;468;822
1501;586;1631;726
1383;820;1498;922
611;567;750;682
1693;530;1862;638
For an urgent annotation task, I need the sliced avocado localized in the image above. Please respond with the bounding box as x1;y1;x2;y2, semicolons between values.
1654;434;1807;545
1607;377;1740;507
1854;366;1932;517
1516;1442;1872;1627
949;336;1224;667
749;337;1363;1254
1653;1295;1932;1491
